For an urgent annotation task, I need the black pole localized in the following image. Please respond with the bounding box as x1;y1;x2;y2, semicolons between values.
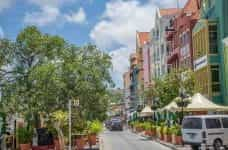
181;98;184;124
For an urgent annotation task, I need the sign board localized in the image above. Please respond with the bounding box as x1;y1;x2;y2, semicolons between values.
194;55;208;71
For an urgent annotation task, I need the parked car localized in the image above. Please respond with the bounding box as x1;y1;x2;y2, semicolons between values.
110;119;123;131
105;120;112;129
182;115;228;150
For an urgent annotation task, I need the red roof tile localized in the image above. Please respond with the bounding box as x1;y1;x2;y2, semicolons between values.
137;32;150;46
182;0;200;19
159;8;181;16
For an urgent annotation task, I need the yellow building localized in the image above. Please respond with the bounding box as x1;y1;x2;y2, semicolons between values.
193;19;220;102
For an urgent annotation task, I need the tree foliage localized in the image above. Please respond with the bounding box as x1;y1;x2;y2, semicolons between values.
0;26;114;127
152;69;197;108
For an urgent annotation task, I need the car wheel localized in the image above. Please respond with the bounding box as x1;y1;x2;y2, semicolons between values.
214;139;223;150
191;145;199;150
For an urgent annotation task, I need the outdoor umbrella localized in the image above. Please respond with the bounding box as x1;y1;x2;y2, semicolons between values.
139;105;154;117
177;93;228;112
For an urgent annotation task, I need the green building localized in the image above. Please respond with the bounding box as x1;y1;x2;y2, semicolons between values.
192;0;228;104
223;37;228;103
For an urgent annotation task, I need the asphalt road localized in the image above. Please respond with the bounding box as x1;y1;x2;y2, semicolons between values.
100;129;171;150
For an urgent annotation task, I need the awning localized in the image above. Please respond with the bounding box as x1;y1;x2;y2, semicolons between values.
160;101;178;112
140;105;154;117
178;93;228;112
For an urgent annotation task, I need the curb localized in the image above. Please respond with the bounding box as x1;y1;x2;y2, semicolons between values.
99;135;104;150
154;139;179;150
132;132;187;150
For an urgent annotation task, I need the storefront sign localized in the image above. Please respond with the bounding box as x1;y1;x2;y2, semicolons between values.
194;55;208;71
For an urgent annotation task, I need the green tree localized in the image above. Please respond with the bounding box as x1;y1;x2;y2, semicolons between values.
153;69;197;108
0;26;114;128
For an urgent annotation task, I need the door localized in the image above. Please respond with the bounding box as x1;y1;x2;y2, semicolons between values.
222;117;228;145
205;118;223;145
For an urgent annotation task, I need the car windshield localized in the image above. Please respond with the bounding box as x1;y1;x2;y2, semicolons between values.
182;118;202;129
112;119;121;123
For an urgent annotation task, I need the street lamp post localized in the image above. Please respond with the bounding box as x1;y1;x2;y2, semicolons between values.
180;92;185;124
68;98;79;150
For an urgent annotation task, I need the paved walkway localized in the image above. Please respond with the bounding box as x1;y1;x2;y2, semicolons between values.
100;130;171;150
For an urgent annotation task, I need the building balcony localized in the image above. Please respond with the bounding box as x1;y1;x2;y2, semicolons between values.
177;15;190;28
167;47;179;64
166;31;175;41
165;26;175;41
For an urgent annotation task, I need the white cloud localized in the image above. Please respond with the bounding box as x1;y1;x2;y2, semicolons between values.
90;0;155;50
90;0;156;87
25;0;87;26
24;6;60;27
0;0;13;12
109;48;132;88
65;7;87;24
0;26;4;38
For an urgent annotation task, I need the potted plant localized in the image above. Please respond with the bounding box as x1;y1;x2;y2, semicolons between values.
174;125;182;145
159;123;165;141
156;126;161;139
163;126;168;142
88;120;103;146
73;119;87;150
48;127;60;150
143;122;152;136
166;127;172;143
170;126;177;144
18;127;32;150
151;125;156;137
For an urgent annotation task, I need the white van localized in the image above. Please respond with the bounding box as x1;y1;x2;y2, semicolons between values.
182;115;228;150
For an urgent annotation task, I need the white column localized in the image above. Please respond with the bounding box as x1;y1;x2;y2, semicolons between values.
68;99;72;150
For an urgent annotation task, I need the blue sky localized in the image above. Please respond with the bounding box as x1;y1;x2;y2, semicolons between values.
0;0;187;88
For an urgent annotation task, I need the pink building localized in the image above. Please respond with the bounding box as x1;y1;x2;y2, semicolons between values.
142;41;151;88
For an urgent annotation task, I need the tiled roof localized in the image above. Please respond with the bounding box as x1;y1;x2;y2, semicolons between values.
159;8;181;16
183;0;200;19
137;32;150;46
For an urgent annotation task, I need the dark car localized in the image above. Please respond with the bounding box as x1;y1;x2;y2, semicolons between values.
110;119;123;131
105;120;112;129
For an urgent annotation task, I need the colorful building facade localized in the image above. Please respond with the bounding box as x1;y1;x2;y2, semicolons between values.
166;0;199;71
142;41;151;89
192;0;228;104
136;32;150;91
123;71;131;120
129;52;139;110
151;8;181;78
223;38;228;104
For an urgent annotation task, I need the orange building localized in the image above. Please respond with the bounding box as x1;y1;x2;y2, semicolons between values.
123;71;131;90
136;31;150;91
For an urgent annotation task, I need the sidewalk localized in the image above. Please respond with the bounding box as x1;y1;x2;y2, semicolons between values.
154;138;191;150
135;131;191;150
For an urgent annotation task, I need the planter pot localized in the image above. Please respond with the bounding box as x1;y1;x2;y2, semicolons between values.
160;134;164;141
75;137;85;150
88;134;97;146
20;144;31;150
136;127;143;133
171;134;176;144
54;139;60;150
32;146;49;150
145;130;152;136
166;135;172;143
175;136;182;145
151;130;155;137
164;134;167;142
